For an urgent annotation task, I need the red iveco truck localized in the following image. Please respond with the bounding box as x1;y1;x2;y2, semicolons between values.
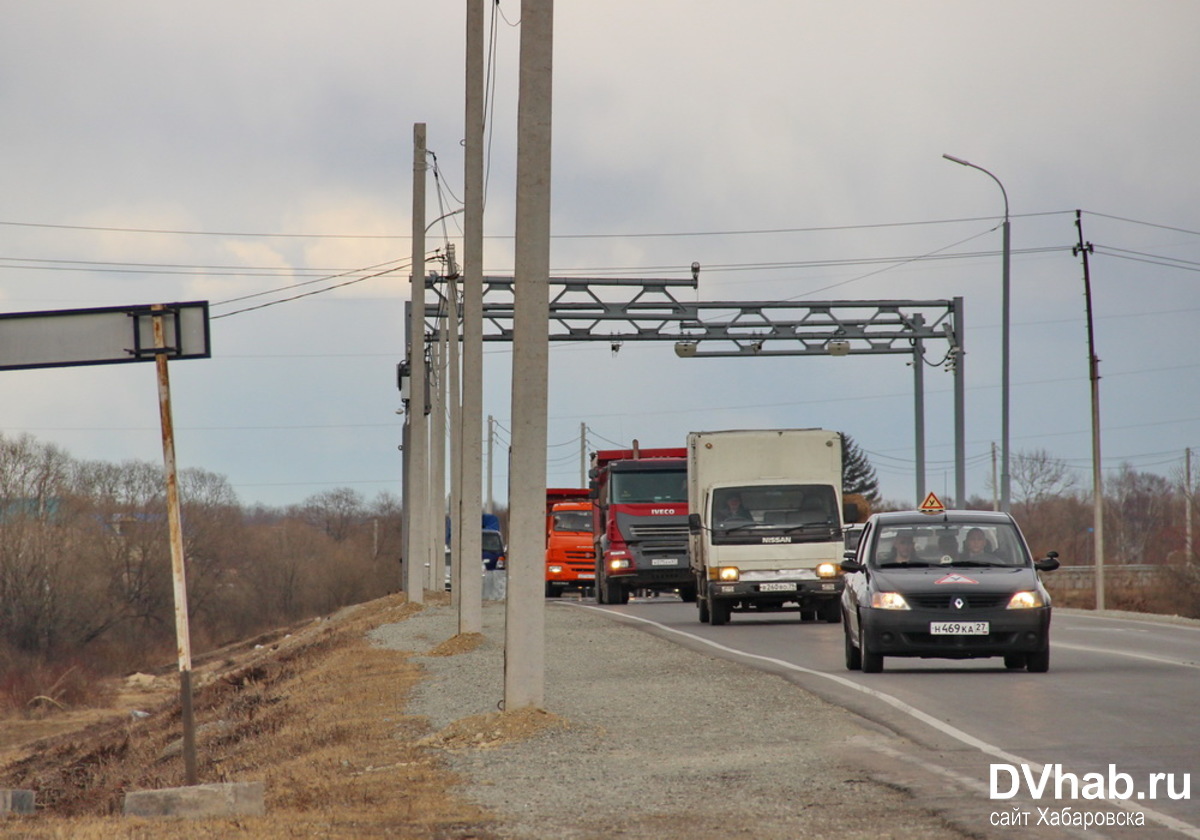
590;443;694;605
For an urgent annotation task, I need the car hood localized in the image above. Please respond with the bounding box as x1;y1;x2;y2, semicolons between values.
870;565;1041;595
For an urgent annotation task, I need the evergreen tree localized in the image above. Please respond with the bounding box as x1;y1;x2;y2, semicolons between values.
841;433;880;503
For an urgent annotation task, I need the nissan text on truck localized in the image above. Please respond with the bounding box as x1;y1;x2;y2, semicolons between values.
687;429;862;625
590;444;694;605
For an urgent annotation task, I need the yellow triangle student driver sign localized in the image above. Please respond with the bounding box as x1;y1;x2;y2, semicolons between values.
919;492;945;514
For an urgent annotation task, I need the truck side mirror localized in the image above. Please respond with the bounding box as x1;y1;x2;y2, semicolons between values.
688;513;702;534
842;501;861;524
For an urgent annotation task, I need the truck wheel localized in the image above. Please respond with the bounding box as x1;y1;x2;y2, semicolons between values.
710;599;731;626
604;578;625;605
698;597;710;623
860;627;883;673
820;599;842;624
677;584;698;603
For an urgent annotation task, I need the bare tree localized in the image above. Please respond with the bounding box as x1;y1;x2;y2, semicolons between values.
1010;448;1078;506
1106;464;1174;565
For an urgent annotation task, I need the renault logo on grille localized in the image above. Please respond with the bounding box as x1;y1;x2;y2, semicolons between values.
952;597;966;610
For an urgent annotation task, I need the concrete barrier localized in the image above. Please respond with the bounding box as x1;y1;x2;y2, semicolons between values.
123;781;264;819
0;790;35;815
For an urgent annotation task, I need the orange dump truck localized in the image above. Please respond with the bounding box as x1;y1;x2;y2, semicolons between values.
545;488;595;597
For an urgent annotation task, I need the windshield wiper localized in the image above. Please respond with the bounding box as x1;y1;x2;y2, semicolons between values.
782;521;833;533
721;523;759;533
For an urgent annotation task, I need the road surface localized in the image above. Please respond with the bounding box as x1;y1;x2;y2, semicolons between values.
584;596;1200;839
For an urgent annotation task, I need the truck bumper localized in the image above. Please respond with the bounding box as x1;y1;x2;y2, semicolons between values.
708;577;842;605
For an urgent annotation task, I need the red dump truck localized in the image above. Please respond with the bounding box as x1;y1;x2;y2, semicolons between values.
590;444;694;604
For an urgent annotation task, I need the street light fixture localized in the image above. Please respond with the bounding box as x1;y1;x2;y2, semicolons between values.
943;153;1011;512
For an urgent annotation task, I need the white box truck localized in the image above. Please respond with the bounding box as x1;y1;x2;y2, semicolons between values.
687;429;860;625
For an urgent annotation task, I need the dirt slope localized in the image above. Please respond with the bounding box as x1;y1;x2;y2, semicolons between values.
0;592;524;839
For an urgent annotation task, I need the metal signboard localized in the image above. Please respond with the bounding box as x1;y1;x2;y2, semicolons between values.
0;301;210;371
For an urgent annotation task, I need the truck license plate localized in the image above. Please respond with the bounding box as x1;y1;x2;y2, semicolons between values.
759;582;796;592
651;558;678;566
578;573;594;579
930;621;989;635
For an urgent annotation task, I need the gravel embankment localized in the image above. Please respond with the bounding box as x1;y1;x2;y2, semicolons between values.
369;600;974;840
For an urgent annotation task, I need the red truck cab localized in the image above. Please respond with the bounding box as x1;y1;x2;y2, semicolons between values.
590;445;694;605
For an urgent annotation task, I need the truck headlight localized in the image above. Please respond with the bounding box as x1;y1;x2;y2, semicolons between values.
1006;590;1044;609
871;592;910;610
816;562;838;579
609;558;631;571
548;564;564;574
717;566;740;582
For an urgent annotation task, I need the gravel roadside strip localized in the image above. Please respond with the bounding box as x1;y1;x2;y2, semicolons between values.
369;600;975;840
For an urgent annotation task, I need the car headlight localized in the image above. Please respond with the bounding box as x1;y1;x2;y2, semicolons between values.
718;566;740;582
871;592;910;610
816;562;838;579
1006;590;1044;609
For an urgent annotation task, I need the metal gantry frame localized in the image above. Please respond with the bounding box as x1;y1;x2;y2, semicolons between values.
415;275;966;504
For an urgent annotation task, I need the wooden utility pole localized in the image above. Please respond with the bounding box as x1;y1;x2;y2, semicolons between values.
152;305;197;785
1075;209;1105;610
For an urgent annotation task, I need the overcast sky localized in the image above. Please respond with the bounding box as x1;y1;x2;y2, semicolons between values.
3;2;1199;515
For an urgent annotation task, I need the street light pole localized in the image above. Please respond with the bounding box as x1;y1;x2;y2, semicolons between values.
943;153;1011;511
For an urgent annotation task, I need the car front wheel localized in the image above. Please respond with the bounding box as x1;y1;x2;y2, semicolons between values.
860;624;883;673
1026;647;1050;673
844;621;862;671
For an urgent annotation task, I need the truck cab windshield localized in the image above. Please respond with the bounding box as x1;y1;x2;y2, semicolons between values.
711;484;838;533
609;470;687;503
552;511;593;533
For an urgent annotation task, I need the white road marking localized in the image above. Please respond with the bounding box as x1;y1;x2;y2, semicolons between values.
569;603;1200;839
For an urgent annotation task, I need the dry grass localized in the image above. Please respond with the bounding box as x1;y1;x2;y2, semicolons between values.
0;592;555;839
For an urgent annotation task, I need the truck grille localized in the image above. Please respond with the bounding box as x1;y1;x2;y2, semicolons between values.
629;523;689;539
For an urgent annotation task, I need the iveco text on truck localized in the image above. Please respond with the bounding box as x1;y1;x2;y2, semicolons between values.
590;444;694;604
687;429;862;625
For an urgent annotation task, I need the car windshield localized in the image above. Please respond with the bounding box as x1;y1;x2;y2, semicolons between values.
872;522;1029;568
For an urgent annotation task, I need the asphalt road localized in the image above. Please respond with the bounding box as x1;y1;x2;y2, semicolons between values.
585;595;1200;839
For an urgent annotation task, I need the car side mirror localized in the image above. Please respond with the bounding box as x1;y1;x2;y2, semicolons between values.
688;513;702;534
840;558;865;573
1035;550;1060;572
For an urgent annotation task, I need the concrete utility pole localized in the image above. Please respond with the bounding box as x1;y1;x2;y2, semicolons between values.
448;271;462;606
505;0;553;711
580;422;587;487
457;0;485;633
430;314;447;591
405;123;429;604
